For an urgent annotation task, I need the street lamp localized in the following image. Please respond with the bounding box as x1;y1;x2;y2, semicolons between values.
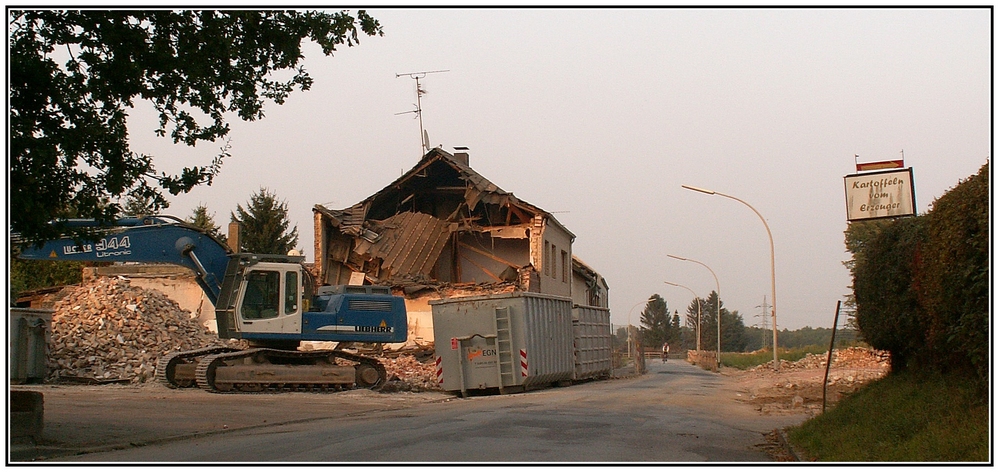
682;184;778;371
667;254;720;368
664;281;701;351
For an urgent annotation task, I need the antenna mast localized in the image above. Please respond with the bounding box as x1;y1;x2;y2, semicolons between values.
396;69;449;156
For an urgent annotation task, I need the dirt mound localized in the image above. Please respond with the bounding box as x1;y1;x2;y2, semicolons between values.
48;277;243;384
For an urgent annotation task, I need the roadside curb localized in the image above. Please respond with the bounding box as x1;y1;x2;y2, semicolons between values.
774;428;810;462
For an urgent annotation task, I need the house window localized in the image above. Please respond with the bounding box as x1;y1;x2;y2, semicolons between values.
543;240;550;276
561;250;568;283
550;243;557;279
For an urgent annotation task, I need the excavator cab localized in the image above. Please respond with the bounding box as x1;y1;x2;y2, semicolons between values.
215;254;406;346
231;261;304;336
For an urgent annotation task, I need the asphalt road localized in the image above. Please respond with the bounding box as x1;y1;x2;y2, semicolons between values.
38;359;808;463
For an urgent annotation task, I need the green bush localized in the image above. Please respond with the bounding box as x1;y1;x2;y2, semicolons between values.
917;163;989;384
9;256;85;304
846;162;989;385
852;216;926;372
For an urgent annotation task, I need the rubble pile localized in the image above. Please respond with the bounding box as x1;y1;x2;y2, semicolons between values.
379;354;442;392
737;347;892;415
831;346;891;368
47;277;242;384
749;347;890;373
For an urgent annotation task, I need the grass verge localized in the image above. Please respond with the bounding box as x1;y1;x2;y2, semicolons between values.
720;345;827;370
786;370;989;462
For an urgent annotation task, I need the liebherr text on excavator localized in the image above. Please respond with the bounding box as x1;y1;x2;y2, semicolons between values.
18;216;408;393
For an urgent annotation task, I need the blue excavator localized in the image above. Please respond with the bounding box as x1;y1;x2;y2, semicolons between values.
17;216;408;393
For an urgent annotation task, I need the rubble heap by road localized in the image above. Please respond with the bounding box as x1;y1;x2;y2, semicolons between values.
736;347;891;416
749;346;890;383
380;354;441;391
48;277;243;383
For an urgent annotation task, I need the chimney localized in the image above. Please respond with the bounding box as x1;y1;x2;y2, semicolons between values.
228;221;241;253
453;146;469;166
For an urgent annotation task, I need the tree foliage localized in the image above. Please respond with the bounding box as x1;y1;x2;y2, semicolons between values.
187;204;226;243
9;256;85;304
122;194;158;216
742;326;860;352
851;216;927;372
231;187;298;255
682;291;746;352
9;9;382;243
917;163;989;381
841;218;893;330
639;294;678;349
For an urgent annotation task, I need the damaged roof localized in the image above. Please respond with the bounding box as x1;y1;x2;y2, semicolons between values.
314;147;575;285
314;147;573;238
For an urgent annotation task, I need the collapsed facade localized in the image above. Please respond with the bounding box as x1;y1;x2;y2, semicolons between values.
312;148;608;344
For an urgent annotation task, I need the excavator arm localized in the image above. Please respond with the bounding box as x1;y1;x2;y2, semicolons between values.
19;215;406;392
16;216;231;306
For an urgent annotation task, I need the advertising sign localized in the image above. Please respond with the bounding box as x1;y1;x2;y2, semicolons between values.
844;168;916;221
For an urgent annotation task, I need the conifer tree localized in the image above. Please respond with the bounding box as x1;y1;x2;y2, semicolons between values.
231;188;298;255
187;204;226;243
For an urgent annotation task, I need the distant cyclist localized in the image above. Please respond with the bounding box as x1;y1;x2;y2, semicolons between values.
661;342;670;363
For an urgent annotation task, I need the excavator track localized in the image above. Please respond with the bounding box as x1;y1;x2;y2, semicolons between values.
194;348;388;393
156;346;243;388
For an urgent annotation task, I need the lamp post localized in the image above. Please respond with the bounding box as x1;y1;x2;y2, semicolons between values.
667;254;720;369
682;184;778;371
664;281;701;351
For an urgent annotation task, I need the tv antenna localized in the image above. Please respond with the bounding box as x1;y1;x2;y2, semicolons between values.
396;69;449;156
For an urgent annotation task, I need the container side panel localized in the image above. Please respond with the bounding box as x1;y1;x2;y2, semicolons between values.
572;305;612;380
519;295;574;388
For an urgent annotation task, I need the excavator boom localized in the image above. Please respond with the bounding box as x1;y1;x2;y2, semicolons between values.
17;216;407;393
17;216;230;305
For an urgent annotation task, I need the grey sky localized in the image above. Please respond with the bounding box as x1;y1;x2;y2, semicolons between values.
133;8;991;330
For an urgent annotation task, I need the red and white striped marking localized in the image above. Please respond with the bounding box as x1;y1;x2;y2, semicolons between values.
520;349;529;377
435;356;444;384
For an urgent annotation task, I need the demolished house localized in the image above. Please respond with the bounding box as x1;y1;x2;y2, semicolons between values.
312;148;608;344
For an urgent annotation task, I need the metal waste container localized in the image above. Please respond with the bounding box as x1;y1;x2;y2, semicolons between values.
431;292;574;395
10;308;52;384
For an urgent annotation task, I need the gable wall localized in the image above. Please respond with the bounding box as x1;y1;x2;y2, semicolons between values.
535;218;573;298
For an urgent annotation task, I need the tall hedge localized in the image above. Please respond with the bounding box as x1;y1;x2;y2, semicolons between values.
918;163;990;382
851;216;927;372
846;162;990;385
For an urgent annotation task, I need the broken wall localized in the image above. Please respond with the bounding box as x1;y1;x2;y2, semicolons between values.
439;232;530;284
